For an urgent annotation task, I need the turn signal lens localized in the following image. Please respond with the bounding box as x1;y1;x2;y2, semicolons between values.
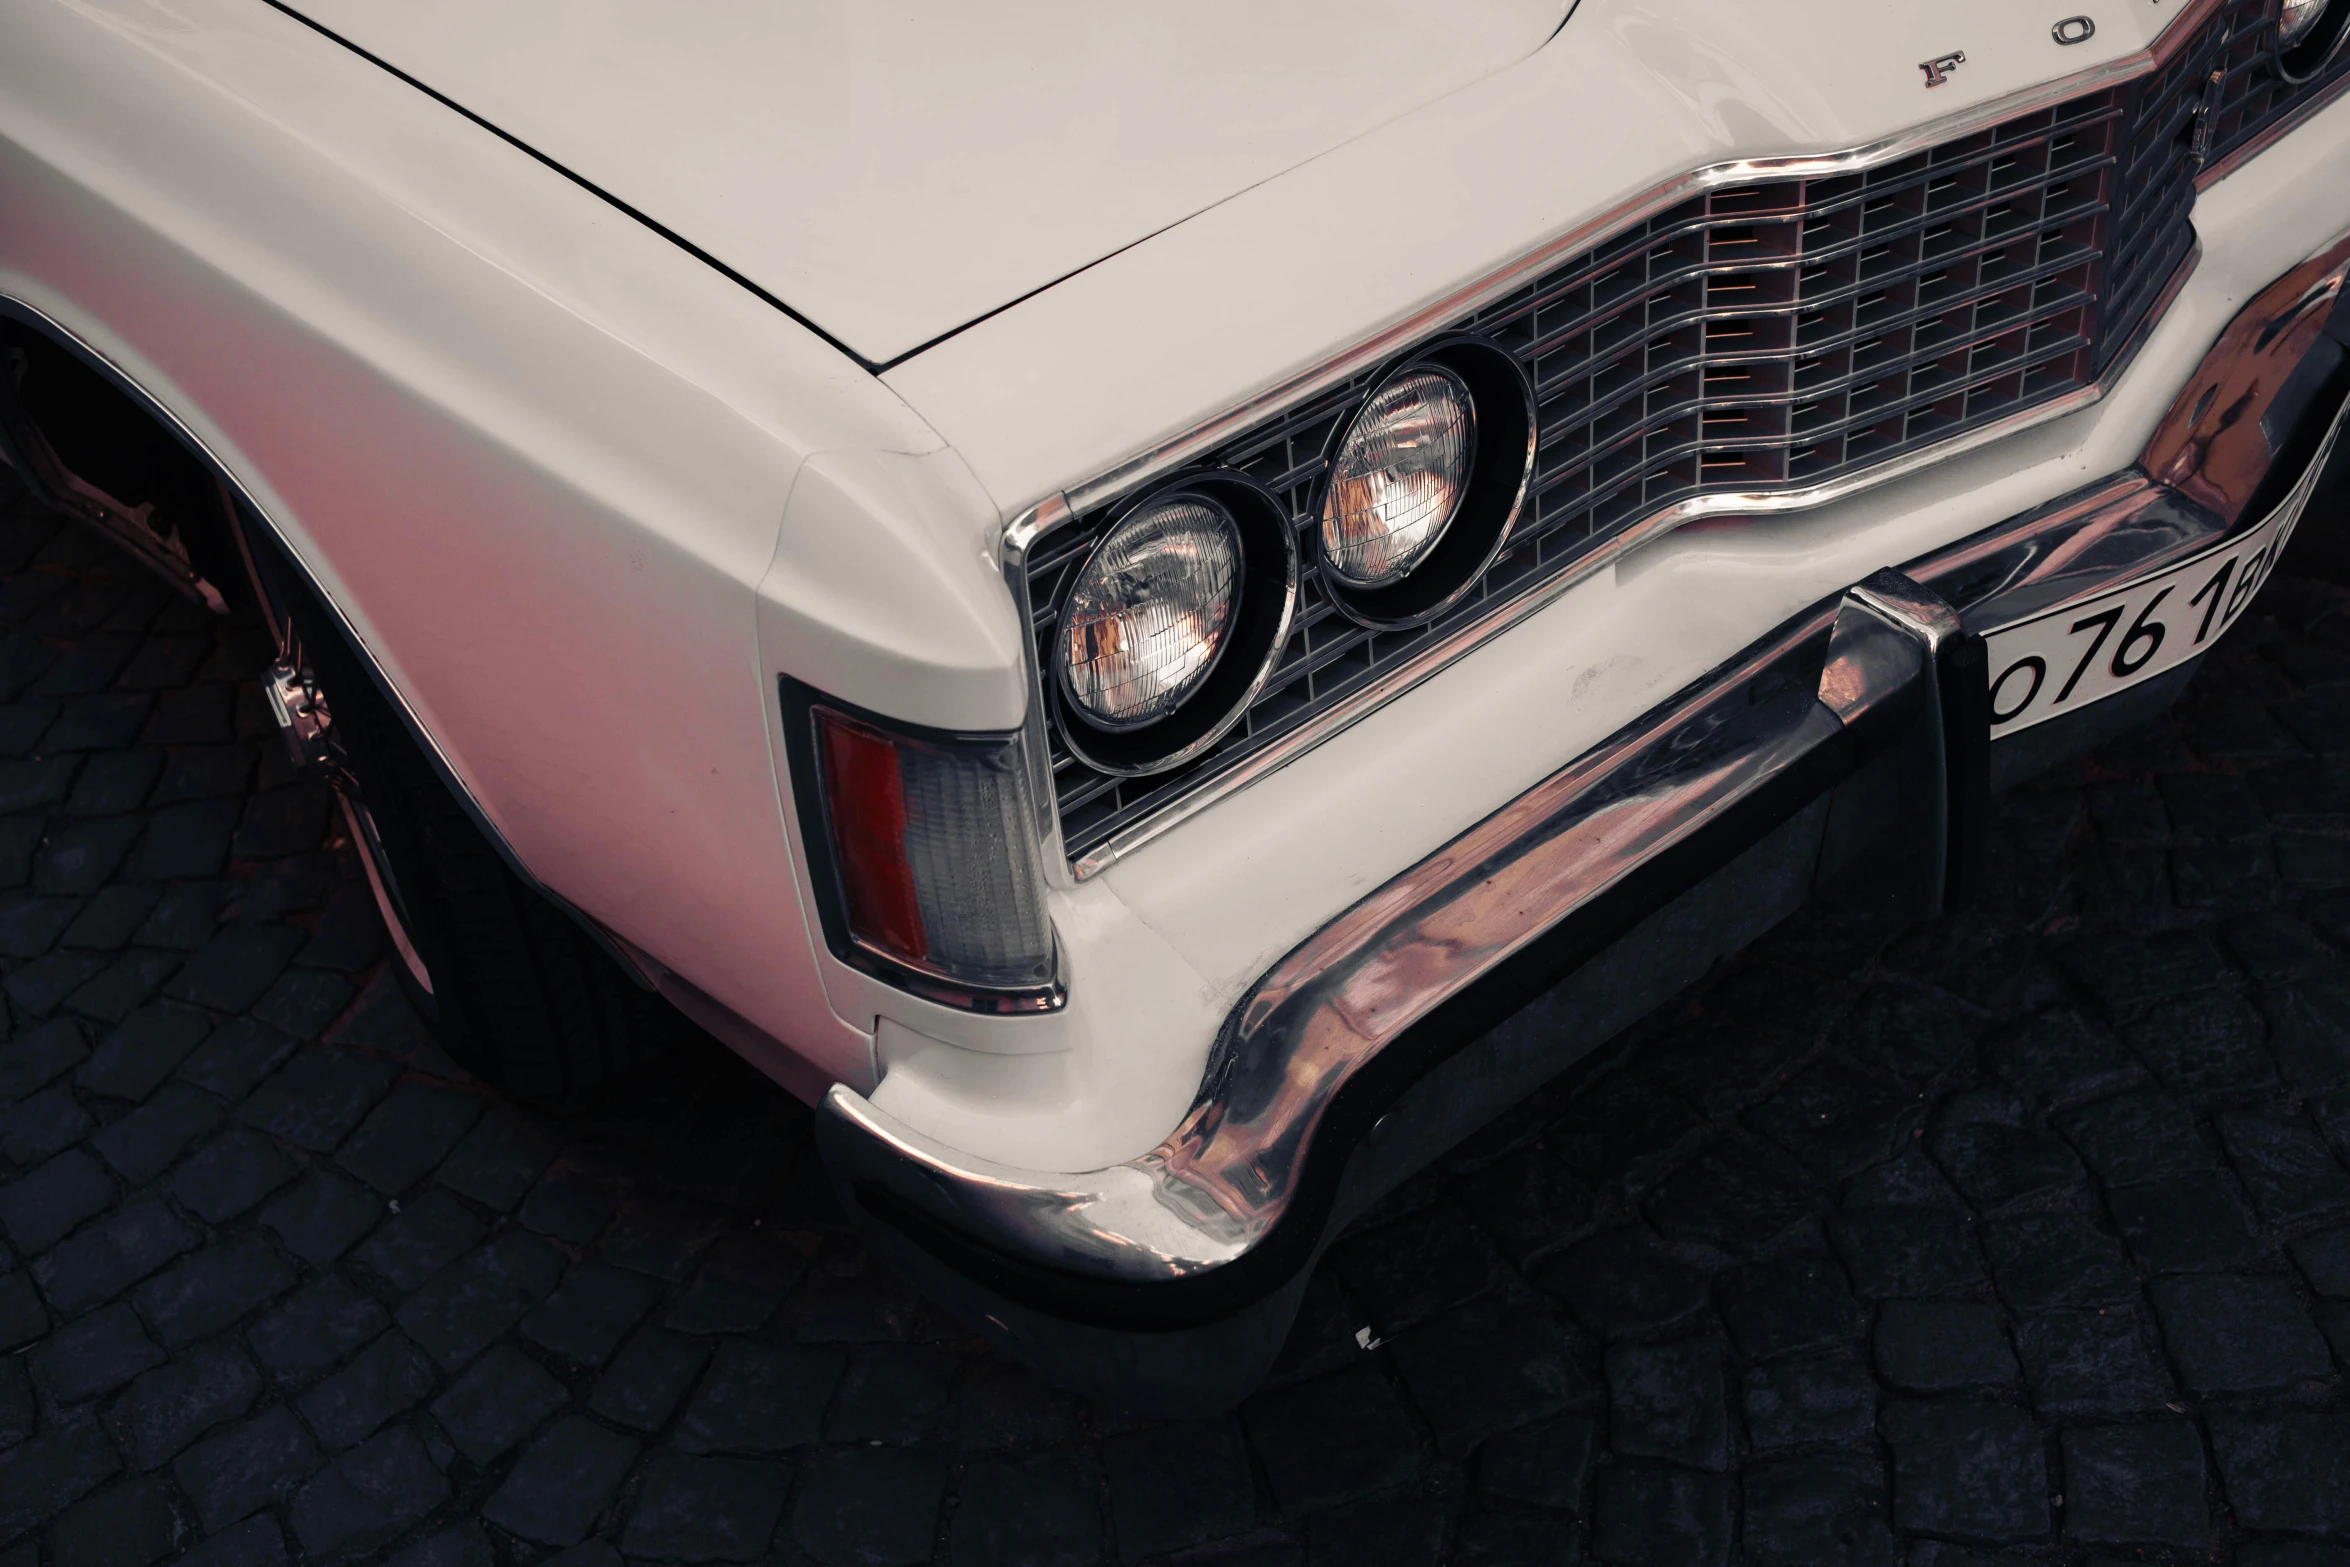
813;707;1054;994
2282;0;2330;44
1320;367;1475;588
1058;497;1242;729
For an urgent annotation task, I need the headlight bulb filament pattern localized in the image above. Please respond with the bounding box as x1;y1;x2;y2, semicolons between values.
2281;0;2331;45
1319;367;1475;588
1059;498;1243;729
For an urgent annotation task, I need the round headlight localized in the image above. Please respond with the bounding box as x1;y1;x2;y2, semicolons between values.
1320;367;1476;588
2282;0;2330;45
1058;497;1242;730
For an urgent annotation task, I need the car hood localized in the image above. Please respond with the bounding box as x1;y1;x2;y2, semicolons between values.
277;0;1572;365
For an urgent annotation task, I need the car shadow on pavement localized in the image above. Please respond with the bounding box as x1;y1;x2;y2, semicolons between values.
1;465;2349;1564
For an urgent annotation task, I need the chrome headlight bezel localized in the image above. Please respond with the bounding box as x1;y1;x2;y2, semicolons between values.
1049;474;1298;778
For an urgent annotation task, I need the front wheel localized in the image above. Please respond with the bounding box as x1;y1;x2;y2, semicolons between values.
264;577;680;1099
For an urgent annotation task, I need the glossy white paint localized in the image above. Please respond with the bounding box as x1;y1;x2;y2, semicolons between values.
756;449;1025;734
275;0;1573;364
2;0;2345;1176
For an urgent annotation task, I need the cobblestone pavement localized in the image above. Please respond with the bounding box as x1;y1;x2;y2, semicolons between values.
1;463;2349;1567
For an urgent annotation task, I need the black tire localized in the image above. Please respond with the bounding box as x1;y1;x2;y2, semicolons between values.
288;587;682;1099
2;321;674;1099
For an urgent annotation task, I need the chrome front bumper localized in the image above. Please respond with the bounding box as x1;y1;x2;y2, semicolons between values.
818;233;2350;1413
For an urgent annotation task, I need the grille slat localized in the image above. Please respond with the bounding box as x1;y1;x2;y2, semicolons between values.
1040;0;2350;868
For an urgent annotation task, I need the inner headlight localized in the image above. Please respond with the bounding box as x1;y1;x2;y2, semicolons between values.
1058;496;1242;729
2282;0;2330;45
1320;366;1476;588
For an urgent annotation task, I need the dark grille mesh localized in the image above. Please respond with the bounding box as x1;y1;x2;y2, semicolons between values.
1037;3;2348;868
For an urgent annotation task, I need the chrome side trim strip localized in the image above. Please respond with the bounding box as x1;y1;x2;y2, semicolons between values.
1045;247;2198;879
1001;494;1075;884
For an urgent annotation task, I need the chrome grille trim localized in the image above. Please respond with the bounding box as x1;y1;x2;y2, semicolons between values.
1023;0;2342;877
1032;314;2153;880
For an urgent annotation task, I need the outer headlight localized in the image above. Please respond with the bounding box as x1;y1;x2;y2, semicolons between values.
1058;497;1241;729
2282;0;2330;45
1051;477;1298;778
1320;366;1475;588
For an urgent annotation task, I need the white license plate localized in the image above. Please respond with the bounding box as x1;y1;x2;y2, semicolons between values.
1983;485;2312;735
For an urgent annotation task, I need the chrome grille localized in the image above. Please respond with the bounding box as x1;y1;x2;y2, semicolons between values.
1035;8;2344;870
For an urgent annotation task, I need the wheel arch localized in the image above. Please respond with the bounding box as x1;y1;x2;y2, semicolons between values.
0;290;654;987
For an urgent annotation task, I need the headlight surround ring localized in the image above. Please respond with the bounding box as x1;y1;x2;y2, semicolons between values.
1314;340;1538;632
2279;0;2348;81
1051;474;1298;778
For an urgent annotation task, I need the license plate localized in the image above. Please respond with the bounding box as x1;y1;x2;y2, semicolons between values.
1983;485;2311;736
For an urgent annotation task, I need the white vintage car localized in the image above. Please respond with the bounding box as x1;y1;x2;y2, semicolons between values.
1;0;2345;1411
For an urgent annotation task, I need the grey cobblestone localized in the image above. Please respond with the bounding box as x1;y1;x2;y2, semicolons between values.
34;1199;199;1317
2148;1273;2335;1394
0;1085;89;1169
172;1406;321;1535
479;1417;636;1549
618;1451;789;1564
0;1147;114;1254
2060;1420;2208;1547
1102;1419;1256;1558
1;468;2349;1562
106;1342;263;1470
824;1344;953;1443
30;1302;163;1404
428;1347;567;1467
285;1426;448;1560
352;1190;485;1294
1742;1351;1876;1451
0;1415;120;1544
134;1233;298;1347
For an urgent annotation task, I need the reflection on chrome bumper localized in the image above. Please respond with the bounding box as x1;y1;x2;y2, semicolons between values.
819;231;2350;1356
827;573;1959;1296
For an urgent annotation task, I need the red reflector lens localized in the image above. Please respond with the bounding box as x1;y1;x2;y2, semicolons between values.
815;711;927;963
